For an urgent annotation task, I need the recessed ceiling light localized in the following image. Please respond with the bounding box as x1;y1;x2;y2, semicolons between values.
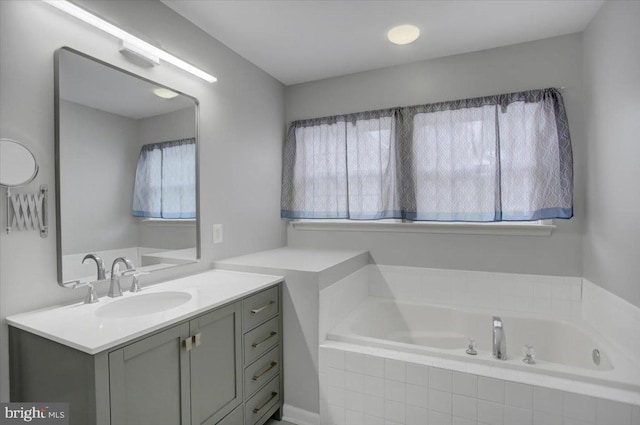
153;88;179;99
387;24;420;45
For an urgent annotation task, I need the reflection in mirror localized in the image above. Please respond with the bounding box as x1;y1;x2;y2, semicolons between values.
55;47;200;286
0;138;39;188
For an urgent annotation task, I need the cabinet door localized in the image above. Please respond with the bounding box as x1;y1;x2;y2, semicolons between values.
109;323;191;425
190;301;243;425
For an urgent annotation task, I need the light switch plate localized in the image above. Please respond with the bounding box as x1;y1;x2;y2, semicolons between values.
213;224;223;244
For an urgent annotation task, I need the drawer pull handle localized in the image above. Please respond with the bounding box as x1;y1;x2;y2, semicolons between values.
252;361;278;381
252;331;277;348
253;391;278;414
193;332;202;347
251;301;275;315
183;337;192;351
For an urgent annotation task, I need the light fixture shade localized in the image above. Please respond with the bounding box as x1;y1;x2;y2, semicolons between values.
387;24;421;45
43;0;217;83
153;87;180;99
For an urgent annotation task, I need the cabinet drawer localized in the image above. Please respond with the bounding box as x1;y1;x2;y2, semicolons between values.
244;345;280;398
244;375;280;425
243;286;279;331
216;404;243;425
243;316;279;365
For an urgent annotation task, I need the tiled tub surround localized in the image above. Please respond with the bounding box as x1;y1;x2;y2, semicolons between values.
319;344;640;425
319;265;640;424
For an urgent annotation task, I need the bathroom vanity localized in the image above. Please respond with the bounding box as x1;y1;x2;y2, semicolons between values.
8;269;283;425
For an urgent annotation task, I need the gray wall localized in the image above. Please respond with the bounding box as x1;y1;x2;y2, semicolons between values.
286;34;585;277
138;107;197;250
582;1;640;308
60;100;139;254
0;0;286;401
60;103;198;256
137;106;196;145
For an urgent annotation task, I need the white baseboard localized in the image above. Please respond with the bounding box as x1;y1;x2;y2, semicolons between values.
282;403;319;425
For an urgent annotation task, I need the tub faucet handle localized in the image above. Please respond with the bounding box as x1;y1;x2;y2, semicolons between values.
466;338;477;355
523;344;536;364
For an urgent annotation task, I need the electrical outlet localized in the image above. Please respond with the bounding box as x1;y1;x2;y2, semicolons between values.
213;224;223;244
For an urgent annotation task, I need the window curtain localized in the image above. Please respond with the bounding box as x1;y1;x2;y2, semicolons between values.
133;138;196;219
281;88;572;222
281;111;401;219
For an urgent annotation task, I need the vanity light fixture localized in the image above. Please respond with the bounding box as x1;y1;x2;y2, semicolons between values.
42;0;217;83
120;40;160;67
153;87;180;99
387;24;421;45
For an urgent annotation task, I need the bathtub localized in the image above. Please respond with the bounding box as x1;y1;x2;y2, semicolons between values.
327;297;640;396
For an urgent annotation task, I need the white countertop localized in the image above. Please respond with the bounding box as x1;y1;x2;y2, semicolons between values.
215;247;368;273
6;269;283;355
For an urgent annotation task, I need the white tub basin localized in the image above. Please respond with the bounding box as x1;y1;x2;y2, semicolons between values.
95;291;192;318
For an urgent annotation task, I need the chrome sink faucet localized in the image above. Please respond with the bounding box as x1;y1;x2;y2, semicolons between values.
109;257;135;298
492;316;507;360
79;254;106;304
82;253;106;281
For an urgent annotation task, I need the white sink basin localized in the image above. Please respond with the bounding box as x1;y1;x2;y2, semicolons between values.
95;291;192;318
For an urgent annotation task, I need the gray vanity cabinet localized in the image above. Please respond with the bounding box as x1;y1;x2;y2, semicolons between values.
108;302;242;425
189;302;243;425
9;283;281;425
108;323;192;425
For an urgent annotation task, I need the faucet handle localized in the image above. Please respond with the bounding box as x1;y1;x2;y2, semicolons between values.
120;268;138;277
73;281;99;304
129;271;149;293
466;338;477;355
523;344;536;364
83;282;99;304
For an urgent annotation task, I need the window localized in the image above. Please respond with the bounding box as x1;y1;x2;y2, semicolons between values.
133;138;196;219
281;88;573;223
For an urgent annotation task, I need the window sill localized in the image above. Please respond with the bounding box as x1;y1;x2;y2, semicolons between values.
290;220;555;236
140;218;196;227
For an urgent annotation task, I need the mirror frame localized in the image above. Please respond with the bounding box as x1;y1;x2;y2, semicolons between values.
54;47;201;287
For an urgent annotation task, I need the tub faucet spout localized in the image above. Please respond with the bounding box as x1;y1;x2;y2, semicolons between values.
492;316;507;360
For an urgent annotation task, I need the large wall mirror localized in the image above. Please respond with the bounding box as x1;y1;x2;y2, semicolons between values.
55;47;200;286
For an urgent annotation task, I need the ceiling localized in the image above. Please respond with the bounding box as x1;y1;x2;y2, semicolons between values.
162;0;603;86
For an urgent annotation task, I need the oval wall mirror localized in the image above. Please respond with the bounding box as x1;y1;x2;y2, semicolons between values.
0;138;39;187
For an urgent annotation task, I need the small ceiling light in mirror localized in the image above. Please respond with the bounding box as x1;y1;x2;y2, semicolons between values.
387;24;420;45
153;88;179;99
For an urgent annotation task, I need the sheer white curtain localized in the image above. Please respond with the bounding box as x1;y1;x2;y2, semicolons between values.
346;115;400;219
133;139;196;219
499;99;566;220
282;111;400;219
281;88;573;222
409;105;498;221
